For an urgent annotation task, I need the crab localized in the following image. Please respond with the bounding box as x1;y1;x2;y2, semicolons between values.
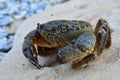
22;19;111;69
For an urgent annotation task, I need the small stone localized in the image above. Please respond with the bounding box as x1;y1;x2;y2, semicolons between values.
45;4;52;9
34;0;41;3
20;2;30;11
0;16;14;27
0;0;7;3
22;64;25;66
7;2;20;15
12;10;27;20
47;0;67;5
30;3;37;12
21;0;34;3
0;1;6;10
0;9;8;15
25;12;35;18
37;2;47;10
35;9;43;13
50;14;54;16
0;28;8;39
35;2;50;13
0;35;14;52
117;59;120;62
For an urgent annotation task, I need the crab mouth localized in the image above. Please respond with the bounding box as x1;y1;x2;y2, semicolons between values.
85;48;94;54
32;35;61;48
33;35;52;47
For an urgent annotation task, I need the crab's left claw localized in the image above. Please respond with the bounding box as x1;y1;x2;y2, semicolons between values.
94;18;112;56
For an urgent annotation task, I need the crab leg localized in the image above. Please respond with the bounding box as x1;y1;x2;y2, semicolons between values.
71;54;95;69
94;18;111;56
71;19;112;69
57;31;96;69
102;24;111;48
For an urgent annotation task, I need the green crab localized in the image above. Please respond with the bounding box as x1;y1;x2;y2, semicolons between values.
22;19;111;69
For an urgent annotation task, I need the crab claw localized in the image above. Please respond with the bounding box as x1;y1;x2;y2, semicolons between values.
22;30;44;69
23;47;42;69
94;18;111;56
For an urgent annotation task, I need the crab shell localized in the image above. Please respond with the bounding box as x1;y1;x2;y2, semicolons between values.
22;19;111;69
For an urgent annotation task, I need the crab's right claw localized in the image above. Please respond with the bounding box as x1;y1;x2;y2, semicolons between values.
23;47;41;69
22;39;42;69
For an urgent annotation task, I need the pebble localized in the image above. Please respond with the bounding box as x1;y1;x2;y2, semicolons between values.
0;16;14;27
0;36;14;52
20;2;30;11
0;28;8;39
37;2;47;10
12;10;27;20
0;35;14;61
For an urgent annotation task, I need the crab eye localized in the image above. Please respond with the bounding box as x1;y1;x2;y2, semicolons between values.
37;23;44;31
61;25;68;32
37;23;40;27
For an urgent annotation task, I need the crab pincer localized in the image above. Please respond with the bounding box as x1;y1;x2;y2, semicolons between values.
22;30;51;69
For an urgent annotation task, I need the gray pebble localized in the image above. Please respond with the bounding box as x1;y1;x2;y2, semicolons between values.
0;36;14;52
0;16;13;26
0;28;8;39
